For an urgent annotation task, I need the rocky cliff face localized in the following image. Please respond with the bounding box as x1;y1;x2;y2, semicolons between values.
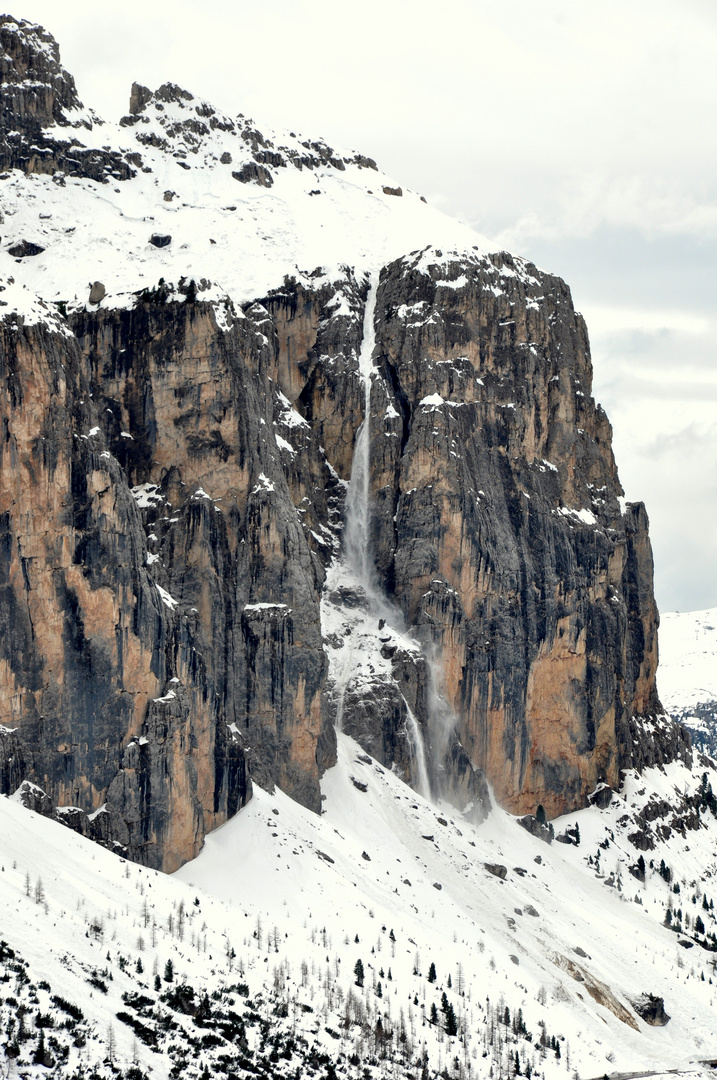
0;294;337;871
0;17;690;870
266;250;691;819
0;15;134;182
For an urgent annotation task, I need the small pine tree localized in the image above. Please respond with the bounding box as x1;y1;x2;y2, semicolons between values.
154;974;161;991
445;1001;458;1036
430;1003;438;1024
353;958;364;987
164;958;174;982
136;957;144;974
447;973;452;988
427;962;437;983
33;1030;46;1065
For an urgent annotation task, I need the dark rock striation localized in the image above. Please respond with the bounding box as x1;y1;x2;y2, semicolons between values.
0;294;336;870
0;15;135;181
0;17;693;870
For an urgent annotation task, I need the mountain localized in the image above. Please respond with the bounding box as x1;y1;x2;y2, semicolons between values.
1;15;717;1080
0;14;690;873
658;608;717;755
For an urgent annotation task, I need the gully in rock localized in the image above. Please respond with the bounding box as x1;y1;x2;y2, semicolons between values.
337;275;432;799
343;278;380;599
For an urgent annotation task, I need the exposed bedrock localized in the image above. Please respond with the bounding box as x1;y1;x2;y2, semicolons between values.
0;246;691;869
263;247;689;817
0;297;335;870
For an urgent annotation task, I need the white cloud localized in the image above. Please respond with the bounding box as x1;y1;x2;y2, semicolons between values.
581;305;710;338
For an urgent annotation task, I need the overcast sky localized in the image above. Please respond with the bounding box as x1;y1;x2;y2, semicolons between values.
14;0;717;614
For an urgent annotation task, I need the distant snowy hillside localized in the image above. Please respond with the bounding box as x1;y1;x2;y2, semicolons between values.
3;735;717;1079
659;608;717;755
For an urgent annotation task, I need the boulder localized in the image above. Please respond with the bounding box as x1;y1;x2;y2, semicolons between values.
149;233;172;248
232;163;273;187
88;280;105;304
518;814;552;844
632;993;670;1026
588;783;614;809
8;239;44;258
14;780;53;816
129;81;152;115
484;863;507;880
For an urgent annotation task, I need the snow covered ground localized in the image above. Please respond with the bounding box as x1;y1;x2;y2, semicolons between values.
3;733;717;1079
0;85;490;322
658;608;717;753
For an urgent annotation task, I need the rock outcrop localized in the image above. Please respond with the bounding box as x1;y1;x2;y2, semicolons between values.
0;294;334;870
0;16;692;870
0;15;135;181
267;248;687;817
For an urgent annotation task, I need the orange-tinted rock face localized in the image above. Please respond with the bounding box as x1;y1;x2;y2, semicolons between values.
0;298;335;870
367;250;689;813
0;245;689;868
263;249;688;819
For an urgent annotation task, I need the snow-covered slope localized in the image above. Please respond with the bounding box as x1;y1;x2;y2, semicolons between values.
659;608;717;755
0;81;489;314
3;735;717;1080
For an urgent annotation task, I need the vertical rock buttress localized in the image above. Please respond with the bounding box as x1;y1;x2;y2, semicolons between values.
263;249;690;818
0;297;334;870
0;248;690;868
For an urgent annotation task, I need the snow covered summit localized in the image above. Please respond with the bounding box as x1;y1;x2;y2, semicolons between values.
0;14;488;310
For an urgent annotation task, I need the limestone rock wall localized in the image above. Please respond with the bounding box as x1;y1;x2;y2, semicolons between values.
0;14;690;870
0;296;335;870
265;249;688;818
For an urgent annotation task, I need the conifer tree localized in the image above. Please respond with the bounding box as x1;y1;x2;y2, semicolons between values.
444;1001;458;1036
33;1030;46;1065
